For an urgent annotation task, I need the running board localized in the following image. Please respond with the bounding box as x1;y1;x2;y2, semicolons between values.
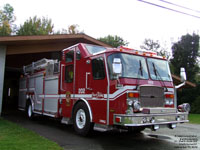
61;117;72;125
93;124;113;132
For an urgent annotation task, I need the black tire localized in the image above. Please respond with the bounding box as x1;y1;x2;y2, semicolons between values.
73;102;93;136
26;100;34;119
128;127;145;133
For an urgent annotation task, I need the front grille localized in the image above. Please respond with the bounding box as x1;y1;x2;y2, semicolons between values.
139;86;164;107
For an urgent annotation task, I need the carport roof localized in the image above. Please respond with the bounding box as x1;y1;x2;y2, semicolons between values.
0;34;112;55
0;34;110;46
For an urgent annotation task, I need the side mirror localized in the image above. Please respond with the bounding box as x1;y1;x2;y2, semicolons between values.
112;58;122;76
180;67;186;82
175;67;187;89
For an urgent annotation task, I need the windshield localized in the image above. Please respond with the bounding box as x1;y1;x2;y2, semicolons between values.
85;44;106;55
147;58;172;81
108;53;149;79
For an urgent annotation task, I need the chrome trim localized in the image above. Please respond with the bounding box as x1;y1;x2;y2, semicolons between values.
62;44;79;52
114;112;189;127
18;108;25;111
86;72;92;90
79;98;93;122
33;111;42;115
45;76;59;81
175;81;186;89
43;112;56;117
124;120;189;127
73;47;76;98
104;53;110;125
114;112;188;117
60;64;65;91
174;87;177;108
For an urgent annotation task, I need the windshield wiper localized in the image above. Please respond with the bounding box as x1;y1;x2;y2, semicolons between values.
135;60;143;89
139;60;143;76
152;62;157;77
152;62;168;92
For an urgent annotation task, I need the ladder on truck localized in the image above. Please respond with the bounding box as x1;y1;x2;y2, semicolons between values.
23;58;59;75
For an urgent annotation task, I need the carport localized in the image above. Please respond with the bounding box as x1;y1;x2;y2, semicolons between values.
0;34;111;115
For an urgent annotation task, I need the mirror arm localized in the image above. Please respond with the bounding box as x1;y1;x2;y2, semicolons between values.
114;75;123;88
175;81;185;89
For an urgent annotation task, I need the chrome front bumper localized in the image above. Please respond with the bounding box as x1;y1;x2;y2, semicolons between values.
114;112;189;127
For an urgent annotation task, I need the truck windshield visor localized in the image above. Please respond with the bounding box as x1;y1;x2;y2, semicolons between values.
108;53;149;79
147;58;172;81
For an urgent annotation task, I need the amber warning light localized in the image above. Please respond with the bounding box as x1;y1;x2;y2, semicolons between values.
128;92;139;98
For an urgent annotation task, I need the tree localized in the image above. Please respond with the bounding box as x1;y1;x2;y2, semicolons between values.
171;34;200;114
55;24;83;34
68;24;80;34
0;3;16;36
170;33;199;82
98;35;129;48
140;38;160;51
17;16;54;35
140;38;170;59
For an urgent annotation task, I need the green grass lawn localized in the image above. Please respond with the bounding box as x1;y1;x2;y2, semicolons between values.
0;118;63;150
189;114;200;124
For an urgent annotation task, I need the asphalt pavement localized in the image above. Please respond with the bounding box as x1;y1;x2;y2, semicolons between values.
2;110;200;150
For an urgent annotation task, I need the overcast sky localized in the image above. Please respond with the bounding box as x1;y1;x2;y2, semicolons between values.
1;0;200;51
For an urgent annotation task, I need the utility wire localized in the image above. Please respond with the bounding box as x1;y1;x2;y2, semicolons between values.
159;0;200;14
138;0;200;19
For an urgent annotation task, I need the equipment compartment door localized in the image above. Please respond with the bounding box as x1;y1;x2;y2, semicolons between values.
61;49;75;117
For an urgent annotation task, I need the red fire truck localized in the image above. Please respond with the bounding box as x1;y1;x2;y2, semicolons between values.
18;43;190;136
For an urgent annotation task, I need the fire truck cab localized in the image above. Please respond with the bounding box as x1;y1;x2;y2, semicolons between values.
18;43;190;136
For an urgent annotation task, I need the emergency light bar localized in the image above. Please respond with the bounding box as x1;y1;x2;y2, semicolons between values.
118;46;162;58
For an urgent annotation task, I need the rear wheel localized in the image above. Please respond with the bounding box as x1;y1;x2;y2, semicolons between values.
26;101;34;119
73;102;93;136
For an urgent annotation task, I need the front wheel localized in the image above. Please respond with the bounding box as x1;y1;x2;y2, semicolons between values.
73;102;93;136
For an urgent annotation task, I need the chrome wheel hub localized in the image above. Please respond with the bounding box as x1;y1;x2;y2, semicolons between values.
76;109;86;129
28;105;32;117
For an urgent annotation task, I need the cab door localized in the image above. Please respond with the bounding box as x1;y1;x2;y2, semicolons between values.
89;56;108;124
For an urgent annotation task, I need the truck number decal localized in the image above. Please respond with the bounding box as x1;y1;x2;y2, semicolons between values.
78;88;85;94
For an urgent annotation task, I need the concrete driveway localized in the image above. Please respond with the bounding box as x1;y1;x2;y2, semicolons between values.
2;110;200;150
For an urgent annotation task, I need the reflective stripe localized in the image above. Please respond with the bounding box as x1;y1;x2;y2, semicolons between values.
37;86;173;101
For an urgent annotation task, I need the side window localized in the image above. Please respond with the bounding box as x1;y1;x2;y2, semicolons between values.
65;50;74;63
92;57;105;80
65;65;73;83
76;50;81;60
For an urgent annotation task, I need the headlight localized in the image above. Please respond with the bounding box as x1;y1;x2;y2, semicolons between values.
165;99;174;105
165;100;170;105
133;100;141;112
127;99;133;106
165;93;174;107
169;100;174;105
178;103;190;112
